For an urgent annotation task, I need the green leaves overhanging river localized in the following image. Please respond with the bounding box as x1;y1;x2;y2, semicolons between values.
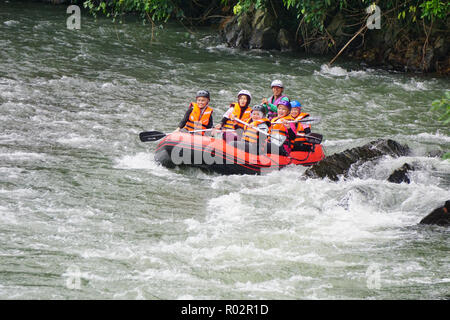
0;2;449;299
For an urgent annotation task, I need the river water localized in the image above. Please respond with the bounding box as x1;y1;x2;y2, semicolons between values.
1;2;449;299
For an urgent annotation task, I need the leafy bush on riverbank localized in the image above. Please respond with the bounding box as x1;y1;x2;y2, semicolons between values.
431;91;450;160
80;0;448;73
432;91;450;125
81;0;225;23
81;0;449;28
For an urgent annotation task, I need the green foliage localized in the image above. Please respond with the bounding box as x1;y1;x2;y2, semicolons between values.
232;0;266;16
82;0;449;32
82;0;184;23
395;0;449;23
419;0;449;20
431;91;450;125
230;0;449;31
431;91;450;160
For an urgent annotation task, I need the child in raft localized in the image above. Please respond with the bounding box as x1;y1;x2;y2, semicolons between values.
214;89;252;141
288;100;313;151
232;104;271;155
266;99;296;156
175;90;214;135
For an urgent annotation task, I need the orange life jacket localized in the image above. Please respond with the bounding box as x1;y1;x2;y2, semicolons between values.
291;113;311;149
268;115;292;143
242;118;271;144
295;112;310;121
183;102;213;135
223;103;252;130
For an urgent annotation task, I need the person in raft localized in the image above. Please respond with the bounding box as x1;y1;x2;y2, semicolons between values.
266;99;296;156
261;79;290;120
287;100;313;151
235;104;271;154
214;89;252;141
175;90;214;135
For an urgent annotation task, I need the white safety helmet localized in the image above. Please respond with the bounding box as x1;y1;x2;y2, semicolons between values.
271;80;283;88
237;89;252;102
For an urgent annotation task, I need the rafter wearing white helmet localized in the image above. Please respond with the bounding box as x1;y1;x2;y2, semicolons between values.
271;80;283;88
237;89;252;102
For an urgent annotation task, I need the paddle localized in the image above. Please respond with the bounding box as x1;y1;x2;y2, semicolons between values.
273;116;323;144
297;132;323;144
233;118;323;146
139;128;236;142
273;116;321;125
232;118;284;145
139;131;167;142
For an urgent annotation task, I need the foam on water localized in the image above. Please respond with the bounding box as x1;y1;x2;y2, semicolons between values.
3;20;19;26
415;132;450;143
126;160;448;298
393;79;430;91
114;152;157;170
314;64;369;78
113;152;178;179
0;151;47;160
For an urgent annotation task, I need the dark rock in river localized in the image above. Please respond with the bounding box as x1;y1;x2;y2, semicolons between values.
420;201;450;226
427;149;444;158
304;139;410;181
387;163;415;184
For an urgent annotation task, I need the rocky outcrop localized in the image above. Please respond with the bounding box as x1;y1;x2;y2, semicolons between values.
222;14;252;48
221;8;295;51
420;201;450;226
304;139;410;181
220;9;449;74
277;29;294;51
349;36;450;73
387;163;415;184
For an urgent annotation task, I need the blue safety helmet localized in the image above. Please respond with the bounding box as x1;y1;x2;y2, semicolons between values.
290;100;302;109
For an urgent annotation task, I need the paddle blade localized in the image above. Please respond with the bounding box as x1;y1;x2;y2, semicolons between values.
298;117;321;124
305;133;323;144
139;131;167;142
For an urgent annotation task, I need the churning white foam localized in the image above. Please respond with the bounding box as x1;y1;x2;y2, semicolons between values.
0;151;47;160
114;152;157;170
56;135;103;147
314;64;368;78
416;132;450;143
114;152;177;178
393;79;429;91
3;20;19;26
